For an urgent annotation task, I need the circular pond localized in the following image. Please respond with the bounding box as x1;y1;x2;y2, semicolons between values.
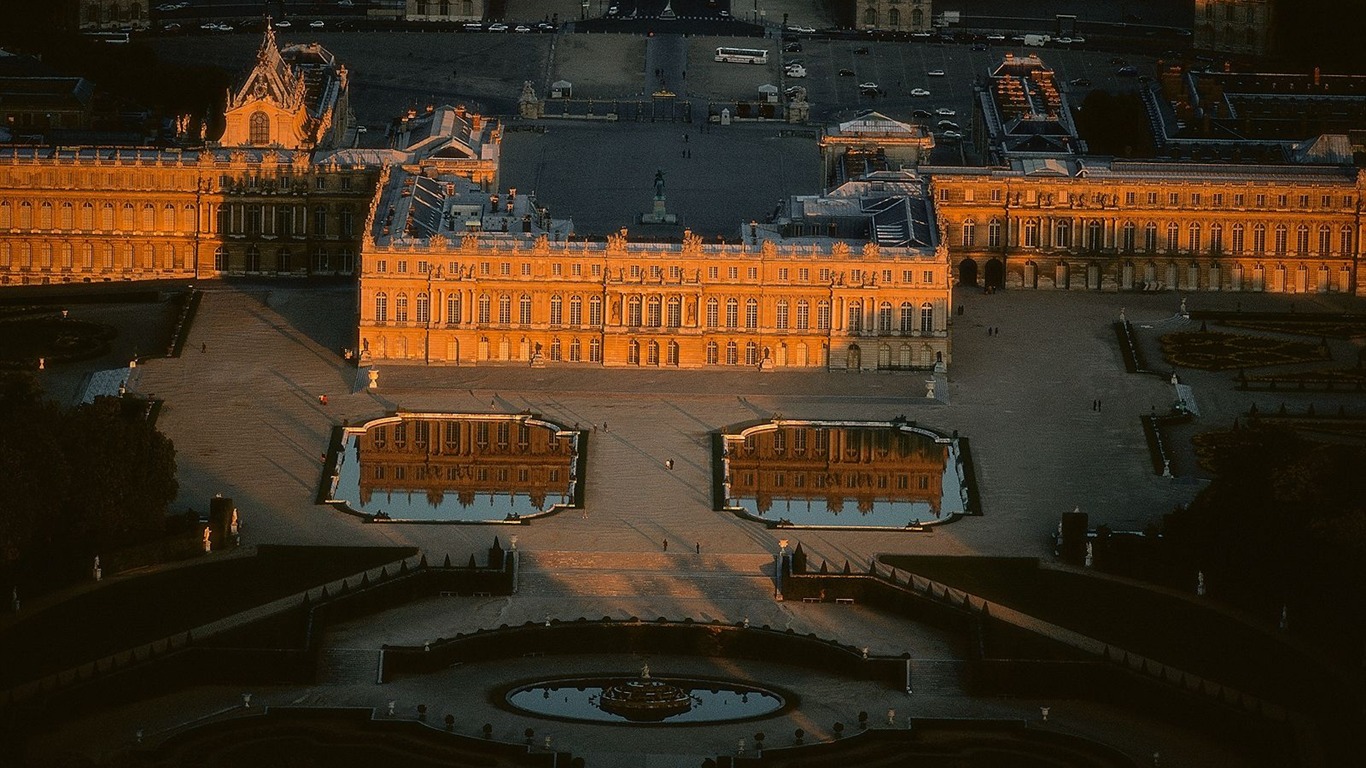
505;672;785;724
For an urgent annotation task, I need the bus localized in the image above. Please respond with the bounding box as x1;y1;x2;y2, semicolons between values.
84;32;130;44
714;47;768;64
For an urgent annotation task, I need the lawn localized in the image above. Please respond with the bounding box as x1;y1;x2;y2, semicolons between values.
878;556;1345;712
0;545;414;688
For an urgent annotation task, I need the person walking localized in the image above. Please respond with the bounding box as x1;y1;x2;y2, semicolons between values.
663;539;668;552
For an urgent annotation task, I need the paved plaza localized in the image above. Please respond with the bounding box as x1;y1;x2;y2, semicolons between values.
24;270;1363;765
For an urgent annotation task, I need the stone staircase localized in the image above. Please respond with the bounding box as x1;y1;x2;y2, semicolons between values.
314;647;380;686
906;658;966;695
518;551;776;602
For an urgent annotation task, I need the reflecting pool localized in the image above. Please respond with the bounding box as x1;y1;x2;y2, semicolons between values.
330;414;580;522
721;420;967;528
506;674;784;724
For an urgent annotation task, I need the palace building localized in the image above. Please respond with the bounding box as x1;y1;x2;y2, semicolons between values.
357;167;953;371
928;156;1364;294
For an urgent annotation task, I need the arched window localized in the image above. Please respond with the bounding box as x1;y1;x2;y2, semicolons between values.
477;294;491;323
313;206;327;236
395;293;409;323
667;340;680;366
706;341;719;365
62;243;74;269
81;243;93;269
447;293;462;325
1122;222;1136;252
817;300;831;330
647;340;660;366
647;295;662;327
911;8;923;27
416;293;430;325
1166;222;1180;252
214;246;227;272
549;294;563;325
245;245;260;272
666;296;682;327
628;339;641;365
889;8;900;28
549;337;562;361
498;294;512;324
1024;219;1039;247
726;341;739;365
961;219;976;247
1318;224;1332;254
987;218;1002;248
249;111;271;146
745;297;759;329
101;203;114;230
900;302;914;333
589;295;603;326
1274;224;1288;254
1054;220;1071;249
1209;223;1223;254
847;303;862;333
706;297;719;327
725;297;739;328
1188;222;1201;253
1296;225;1310;255
863;7;877;27
745;341;759;366
374;292;388;323
519;294;532;325
627;295;642;327
920;303;935;334
569;294;582;325
878;302;893;333
1231;223;1245;253
1341;225;1354;255
80;202;94;229
589;337;602;362
1087;220;1103;251
162;204;175;231
1252;223;1266;253
569;337;582;362
142;204;155;231
775;299;789;330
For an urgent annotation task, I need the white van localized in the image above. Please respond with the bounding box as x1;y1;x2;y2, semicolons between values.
785;65;807;78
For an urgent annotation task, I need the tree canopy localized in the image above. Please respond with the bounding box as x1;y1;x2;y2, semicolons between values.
0;372;177;590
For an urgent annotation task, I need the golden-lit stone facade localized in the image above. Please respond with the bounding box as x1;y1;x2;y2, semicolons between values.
353;415;573;511
724;423;948;516
1195;0;1275;58
859;0;932;33
0;147;376;283
929;159;1364;294
358;171;954;371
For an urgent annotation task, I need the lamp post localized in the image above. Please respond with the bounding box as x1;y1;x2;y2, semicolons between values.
775;538;788;599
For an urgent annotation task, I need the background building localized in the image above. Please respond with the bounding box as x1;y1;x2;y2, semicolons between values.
859;0;933;33
1194;0;1275;58
404;0;485;23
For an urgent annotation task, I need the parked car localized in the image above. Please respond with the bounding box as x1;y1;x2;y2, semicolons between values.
911;109;932;118
514;25;532;32
273;20;291;29
786;65;808;78
1117;65;1139;77
787;25;815;33
942;130;963;140
927;69;946;77
310;20;325;28
488;22;509;32
855;47;870;55
838;68;855;77
911;88;931;97
784;42;802;52
1069;77;1092;87
935;107;956;116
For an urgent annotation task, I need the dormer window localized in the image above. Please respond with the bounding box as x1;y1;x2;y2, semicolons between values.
250;111;270;146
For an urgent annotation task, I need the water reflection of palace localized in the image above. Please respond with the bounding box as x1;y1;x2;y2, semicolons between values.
725;424;948;516
356;416;574;511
